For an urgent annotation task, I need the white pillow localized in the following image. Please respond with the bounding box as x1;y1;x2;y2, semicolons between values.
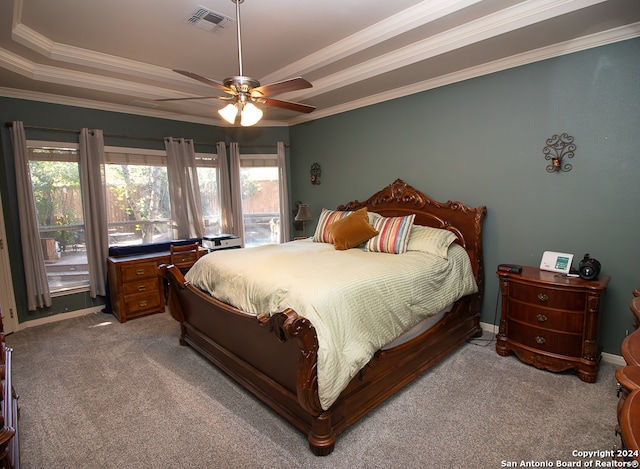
406;225;458;259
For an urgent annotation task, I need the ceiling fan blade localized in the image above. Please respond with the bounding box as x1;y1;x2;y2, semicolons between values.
251;77;312;97
155;96;230;102
261;97;316;114
173;70;235;95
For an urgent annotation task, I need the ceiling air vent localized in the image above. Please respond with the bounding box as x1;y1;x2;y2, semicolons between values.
185;6;234;31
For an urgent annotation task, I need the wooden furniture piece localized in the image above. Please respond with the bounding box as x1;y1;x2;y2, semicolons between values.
615;292;640;463
0;313;19;469
631;296;640;333
496;266;609;382
170;242;202;273
622;326;640;366
622;297;640;365
161;179;486;455
619;389;640;461
108;251;170;323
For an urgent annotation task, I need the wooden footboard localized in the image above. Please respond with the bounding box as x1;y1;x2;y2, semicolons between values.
161;263;481;455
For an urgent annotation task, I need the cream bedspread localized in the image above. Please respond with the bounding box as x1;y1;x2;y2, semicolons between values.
185;239;478;410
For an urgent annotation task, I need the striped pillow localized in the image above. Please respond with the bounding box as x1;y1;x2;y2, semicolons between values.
366;214;415;254
313;208;352;243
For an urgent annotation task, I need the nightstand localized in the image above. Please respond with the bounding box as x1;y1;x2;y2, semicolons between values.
107;252;169;323
496;266;609;382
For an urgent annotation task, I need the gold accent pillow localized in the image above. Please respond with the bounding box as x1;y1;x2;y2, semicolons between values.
327;208;379;250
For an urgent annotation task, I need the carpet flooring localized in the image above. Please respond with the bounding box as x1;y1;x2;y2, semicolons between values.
5;311;621;468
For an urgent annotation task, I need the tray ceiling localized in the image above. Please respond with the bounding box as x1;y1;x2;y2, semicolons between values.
1;0;639;127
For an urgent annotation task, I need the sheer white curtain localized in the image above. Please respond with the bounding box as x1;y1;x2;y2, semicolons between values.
229;142;244;245
164;137;205;239
79;129;109;297
217;142;234;235
10;121;51;310
277;142;290;243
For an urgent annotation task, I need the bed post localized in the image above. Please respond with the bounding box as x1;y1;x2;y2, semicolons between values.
308;412;336;456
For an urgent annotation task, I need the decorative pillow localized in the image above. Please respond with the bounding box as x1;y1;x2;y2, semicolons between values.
313;208;352;243
327;208;379;250
406;225;458;259
365;214;415;254
367;211;381;224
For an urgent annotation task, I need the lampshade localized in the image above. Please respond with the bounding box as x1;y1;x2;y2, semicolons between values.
240;102;263;127
295;204;313;221
218;101;264;126
218;103;239;124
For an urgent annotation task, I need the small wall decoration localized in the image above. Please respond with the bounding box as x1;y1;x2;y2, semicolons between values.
543;133;576;173
310;163;321;185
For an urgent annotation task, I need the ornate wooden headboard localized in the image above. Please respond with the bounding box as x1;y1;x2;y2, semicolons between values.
338;179;487;303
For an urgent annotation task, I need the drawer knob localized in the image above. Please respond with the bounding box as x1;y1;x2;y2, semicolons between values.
139;300;148;307
537;293;549;302
135;269;145;275
535;336;546;345
537;314;548;323
137;285;146;291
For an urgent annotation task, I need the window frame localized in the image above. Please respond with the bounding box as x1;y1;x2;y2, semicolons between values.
27;140;88;296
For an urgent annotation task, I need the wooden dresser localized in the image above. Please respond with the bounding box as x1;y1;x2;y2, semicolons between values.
107;252;170;323
496;266;609;382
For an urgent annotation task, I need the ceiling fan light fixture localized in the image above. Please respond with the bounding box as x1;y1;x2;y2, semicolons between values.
218;103;239;124
240;102;263;126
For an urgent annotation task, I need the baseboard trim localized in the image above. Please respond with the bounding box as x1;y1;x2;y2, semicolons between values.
17;306;105;331
479;321;624;366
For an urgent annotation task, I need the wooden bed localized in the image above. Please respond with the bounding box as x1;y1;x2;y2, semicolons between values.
160;179;486;455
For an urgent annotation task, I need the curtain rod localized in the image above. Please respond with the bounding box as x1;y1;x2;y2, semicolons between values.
4;122;288;148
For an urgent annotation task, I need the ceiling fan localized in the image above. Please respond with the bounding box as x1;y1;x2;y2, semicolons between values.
159;0;315;126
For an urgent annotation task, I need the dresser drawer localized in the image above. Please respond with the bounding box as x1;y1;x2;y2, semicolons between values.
124;291;161;315
509;301;584;333
510;282;585;311
121;261;158;282
507;320;583;356
122;277;159;296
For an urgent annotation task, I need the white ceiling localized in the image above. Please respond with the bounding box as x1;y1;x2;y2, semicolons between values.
1;0;639;127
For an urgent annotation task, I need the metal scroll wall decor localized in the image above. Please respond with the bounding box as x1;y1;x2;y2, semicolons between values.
310;163;321;185
543;133;576;173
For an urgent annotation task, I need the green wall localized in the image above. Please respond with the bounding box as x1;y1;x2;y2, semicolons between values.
1;38;638;356
0;100;288;322
289;38;640;355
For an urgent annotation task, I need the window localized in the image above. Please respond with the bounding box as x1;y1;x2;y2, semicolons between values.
27;144;89;294
240;155;281;247
103;147;221;244
27;142;221;294
104;148;171;245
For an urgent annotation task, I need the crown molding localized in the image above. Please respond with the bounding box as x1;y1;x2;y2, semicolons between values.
260;0;483;84
290;22;640;124
0;86;289;128
287;0;607;101
8;0;609;103
10;24;211;93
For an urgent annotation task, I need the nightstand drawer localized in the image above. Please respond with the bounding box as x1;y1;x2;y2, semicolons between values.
507;320;583;356
124;291;161;315
121;262;158;282
509;301;584;333
510;282;585;311
122;277;159;296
